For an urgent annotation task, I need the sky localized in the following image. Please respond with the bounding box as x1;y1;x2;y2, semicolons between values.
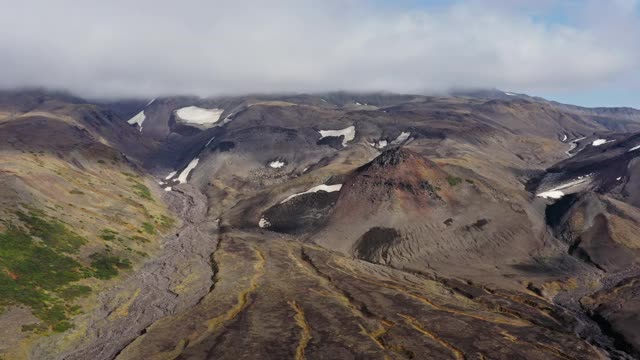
0;0;638;108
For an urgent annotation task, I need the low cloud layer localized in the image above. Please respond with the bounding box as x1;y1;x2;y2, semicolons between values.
0;0;638;99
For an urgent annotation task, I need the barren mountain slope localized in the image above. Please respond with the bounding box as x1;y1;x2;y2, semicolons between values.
2;90;640;359
0;112;177;357
530;132;640;357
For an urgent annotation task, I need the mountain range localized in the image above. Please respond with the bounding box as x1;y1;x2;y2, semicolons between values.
2;88;640;359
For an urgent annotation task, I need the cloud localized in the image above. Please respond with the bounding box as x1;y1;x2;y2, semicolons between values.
0;0;638;98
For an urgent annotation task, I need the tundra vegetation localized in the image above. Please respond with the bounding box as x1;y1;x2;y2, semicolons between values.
0;201;172;333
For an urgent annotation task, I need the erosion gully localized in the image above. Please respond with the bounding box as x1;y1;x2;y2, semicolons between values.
31;185;219;360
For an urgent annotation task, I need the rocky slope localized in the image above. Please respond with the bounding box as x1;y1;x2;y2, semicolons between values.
0;102;176;356
312;147;556;282
530;132;640;357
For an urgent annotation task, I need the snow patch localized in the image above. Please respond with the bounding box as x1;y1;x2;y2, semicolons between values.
566;136;586;156
177;158;199;184
628;145;640;152
617;177;622;181
592;139;613;146
147;98;156;106
391;132;411;145
505;92;516;96
537;190;565;199
127;111;145;132
269;160;285;169
281;184;342;204
370;139;388;149
258;217;271;228
205;136;216;147
175;106;224;126
165;171;177;180
318;126;356;147
536;177;589;199
164;187;172;192
561;134;568;142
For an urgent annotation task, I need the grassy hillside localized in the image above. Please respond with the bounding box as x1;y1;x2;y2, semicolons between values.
0;145;174;338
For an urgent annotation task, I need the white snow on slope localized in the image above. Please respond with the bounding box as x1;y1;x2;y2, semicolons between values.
505;92;516;96
147;98;156;106
269;160;285;168
205;136;216;147
175;106;224;126
537;190;565;199
629;145;640;152
561;134;568;142
318;126;356;147
177;158;199;184
536;177;589;199
165;171;177;180
391;132;411;145
592;139;613;146
566;136;586;156
164;187;172;192
369;139;388;149
258;217;271;228
617;177;622;181
281;184;342;204
127;111;146;132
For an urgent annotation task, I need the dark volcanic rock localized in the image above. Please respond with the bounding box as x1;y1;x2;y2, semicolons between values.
353;227;402;263
211;141;236;152
316;135;345;149
261;191;340;234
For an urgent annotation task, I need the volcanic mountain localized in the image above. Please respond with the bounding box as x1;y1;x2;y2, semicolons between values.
3;89;640;359
314;147;546;279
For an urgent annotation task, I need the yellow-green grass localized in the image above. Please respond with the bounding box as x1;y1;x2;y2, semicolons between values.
0;151;176;335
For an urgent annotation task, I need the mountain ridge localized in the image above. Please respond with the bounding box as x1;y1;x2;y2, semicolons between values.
2;87;640;359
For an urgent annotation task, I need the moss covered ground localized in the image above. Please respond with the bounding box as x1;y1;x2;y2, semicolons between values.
0;212;134;333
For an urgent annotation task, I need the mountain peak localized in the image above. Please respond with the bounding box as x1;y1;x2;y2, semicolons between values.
366;146;414;167
358;147;440;174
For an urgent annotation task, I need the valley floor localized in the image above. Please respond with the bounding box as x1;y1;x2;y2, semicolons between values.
23;184;629;360
25;186;215;359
